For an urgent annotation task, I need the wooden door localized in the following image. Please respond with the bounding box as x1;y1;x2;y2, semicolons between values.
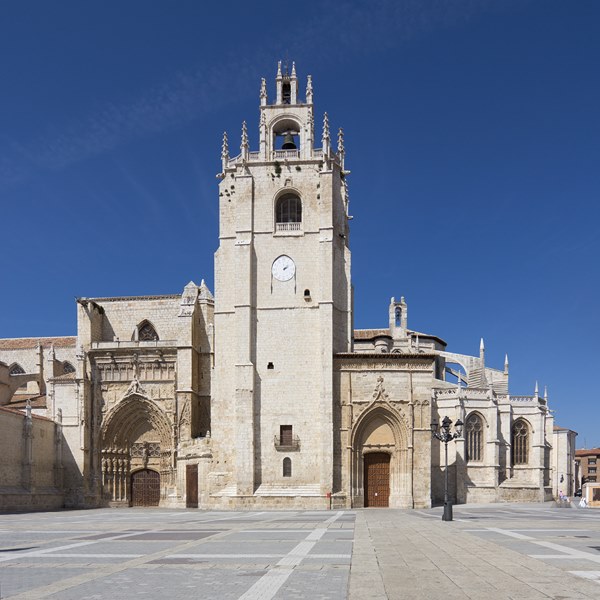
131;469;160;507
186;464;198;508
364;453;390;507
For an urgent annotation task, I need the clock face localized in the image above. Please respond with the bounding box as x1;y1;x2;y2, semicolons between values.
272;255;296;282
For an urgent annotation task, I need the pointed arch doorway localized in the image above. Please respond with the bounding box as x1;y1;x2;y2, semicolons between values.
364;452;390;507
351;406;413;508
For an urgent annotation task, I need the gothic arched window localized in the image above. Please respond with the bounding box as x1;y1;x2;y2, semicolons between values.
465;413;483;462
9;363;25;375
283;457;292;478
138;321;159;342
512;419;529;465
63;361;76;374
275;194;302;231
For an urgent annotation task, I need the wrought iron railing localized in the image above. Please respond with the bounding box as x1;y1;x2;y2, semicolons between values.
274;435;301;450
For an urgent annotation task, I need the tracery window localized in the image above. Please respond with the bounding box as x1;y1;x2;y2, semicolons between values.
465;413;483;462
9;363;25;375
138;321;159;342
512;419;529;465
283;457;292;477
63;361;75;374
275;194;302;231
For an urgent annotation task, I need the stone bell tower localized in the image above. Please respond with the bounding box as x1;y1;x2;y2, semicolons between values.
211;62;352;504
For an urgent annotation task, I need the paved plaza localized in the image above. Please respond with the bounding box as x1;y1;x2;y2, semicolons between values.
1;504;600;599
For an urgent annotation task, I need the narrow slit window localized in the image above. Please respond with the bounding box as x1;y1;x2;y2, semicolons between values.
283;457;292;477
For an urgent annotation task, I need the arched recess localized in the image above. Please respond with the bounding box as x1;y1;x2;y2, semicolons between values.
464;411;486;463
100;395;173;506
133;320;159;342
350;405;411;508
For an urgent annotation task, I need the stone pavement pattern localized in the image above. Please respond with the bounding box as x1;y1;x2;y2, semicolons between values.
2;505;600;599
349;503;600;599
0;510;352;599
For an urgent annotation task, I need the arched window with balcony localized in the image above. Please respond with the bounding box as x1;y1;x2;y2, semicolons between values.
275;194;302;232
512;419;529;465
465;412;483;463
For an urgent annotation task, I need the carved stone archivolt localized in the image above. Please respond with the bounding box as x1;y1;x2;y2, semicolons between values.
100;394;175;504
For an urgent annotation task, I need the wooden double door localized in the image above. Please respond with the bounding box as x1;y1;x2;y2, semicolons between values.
131;469;160;506
364;452;390;507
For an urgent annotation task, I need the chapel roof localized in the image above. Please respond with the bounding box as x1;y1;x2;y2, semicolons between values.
0;336;76;350
6;394;47;409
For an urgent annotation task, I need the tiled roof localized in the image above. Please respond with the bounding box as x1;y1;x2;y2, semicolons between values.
50;372;76;382
8;394;47;409
0;336;76;350
90;294;180;302
0;406;53;421
353;329;390;339
576;448;600;457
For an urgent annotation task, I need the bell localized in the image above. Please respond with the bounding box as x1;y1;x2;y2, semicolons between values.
281;133;297;150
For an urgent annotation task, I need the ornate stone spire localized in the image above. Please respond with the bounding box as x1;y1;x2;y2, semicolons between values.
306;75;313;104
534;380;539;397
337;127;345;169
221;131;229;171
504;353;509;374
277;61;282;78
240;121;249;160
544;385;548;402
291;61;296;78
322;112;331;162
260;77;267;106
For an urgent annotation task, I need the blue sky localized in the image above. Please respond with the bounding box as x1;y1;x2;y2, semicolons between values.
1;1;598;447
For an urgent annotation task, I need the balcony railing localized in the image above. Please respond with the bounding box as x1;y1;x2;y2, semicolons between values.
274;435;301;451
90;340;176;350
272;149;300;160
275;222;302;233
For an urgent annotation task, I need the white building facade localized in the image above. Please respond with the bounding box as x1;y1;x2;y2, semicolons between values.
0;63;575;510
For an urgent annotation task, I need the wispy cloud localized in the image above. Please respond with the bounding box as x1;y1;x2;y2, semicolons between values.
0;0;520;189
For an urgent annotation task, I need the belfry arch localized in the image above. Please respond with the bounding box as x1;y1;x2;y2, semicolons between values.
351;405;412;508
100;395;174;506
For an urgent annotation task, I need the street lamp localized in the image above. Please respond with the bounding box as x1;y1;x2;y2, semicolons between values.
431;415;464;521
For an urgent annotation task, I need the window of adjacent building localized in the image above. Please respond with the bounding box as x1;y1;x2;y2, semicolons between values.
275;194;302;232
511;419;529;465
589;476;597;483
138;321;159;342
63;361;75;374
589;468;597;474
280;425;293;446
283;457;292;477
589;459;597;465
9;363;25;375
465;413;483;462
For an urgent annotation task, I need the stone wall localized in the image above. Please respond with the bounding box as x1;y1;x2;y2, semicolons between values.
0;407;64;511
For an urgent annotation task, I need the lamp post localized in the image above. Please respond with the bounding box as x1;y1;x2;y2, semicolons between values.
431;415;463;521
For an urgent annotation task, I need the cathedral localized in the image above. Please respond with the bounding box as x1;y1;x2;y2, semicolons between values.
0;63;576;511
